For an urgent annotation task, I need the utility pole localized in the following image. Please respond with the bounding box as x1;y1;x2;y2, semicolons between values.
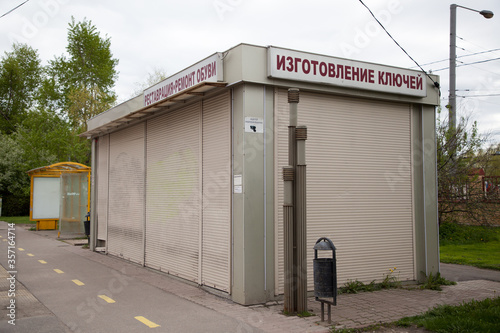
449;4;494;130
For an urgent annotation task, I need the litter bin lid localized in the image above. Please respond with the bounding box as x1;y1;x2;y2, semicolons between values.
314;237;335;251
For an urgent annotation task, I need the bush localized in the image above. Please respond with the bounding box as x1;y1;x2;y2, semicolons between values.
420;272;456;291
439;222;498;245
1;194;30;216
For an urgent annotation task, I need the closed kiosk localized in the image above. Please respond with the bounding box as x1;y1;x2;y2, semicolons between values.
81;44;440;305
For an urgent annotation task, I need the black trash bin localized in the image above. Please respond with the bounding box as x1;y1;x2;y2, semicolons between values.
313;237;337;323
83;212;90;242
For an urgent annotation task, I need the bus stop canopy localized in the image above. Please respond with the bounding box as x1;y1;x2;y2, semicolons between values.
27;162;90;232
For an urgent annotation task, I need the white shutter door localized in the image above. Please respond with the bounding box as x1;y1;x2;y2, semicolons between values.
146;103;201;283
108;124;145;264
202;92;231;292
97;134;109;241
276;89;414;294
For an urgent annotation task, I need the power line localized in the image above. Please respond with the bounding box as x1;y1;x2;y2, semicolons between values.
459;47;500;59
458;94;500;98
467;63;500;77
432;57;500;72
465;57;500;66
457;36;500;58
457;89;499;92
0;0;30;19
357;0;440;90
416;48;500;68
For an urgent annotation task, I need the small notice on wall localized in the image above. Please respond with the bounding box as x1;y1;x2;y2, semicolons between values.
245;117;263;133
234;174;242;194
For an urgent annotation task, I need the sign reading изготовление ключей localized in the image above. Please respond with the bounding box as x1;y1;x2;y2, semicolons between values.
267;46;427;97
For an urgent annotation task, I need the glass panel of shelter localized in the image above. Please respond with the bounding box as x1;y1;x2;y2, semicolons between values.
59;173;88;234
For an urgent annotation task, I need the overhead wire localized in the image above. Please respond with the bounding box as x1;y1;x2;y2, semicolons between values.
0;0;29;19
457;94;500;98
357;0;441;90
432;57;500;72
457;36;500;57
415;48;500;68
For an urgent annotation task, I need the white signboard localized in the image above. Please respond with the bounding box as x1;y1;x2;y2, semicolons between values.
144;53;224;106
267;46;427;97
234;175;242;194
245;117;264;133
32;177;60;219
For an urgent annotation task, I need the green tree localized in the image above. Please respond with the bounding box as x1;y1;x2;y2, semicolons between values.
0;133;29;215
1;109;89;197
0;18;119;215
43;17;118;130
68;85;114;132
0;44;42;134
16;108;90;168
131;67;168;98
0;133;25;195
479;143;500;177
437;111;496;225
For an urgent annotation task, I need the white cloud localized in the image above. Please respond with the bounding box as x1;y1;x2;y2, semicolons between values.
1;0;499;143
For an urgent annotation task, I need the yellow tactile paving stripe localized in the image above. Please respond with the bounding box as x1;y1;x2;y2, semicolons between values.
38;260;47;264
53;269;64;274
98;295;116;303
135;316;160;328
72;279;85;286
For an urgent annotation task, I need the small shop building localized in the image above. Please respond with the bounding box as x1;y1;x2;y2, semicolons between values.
81;44;440;305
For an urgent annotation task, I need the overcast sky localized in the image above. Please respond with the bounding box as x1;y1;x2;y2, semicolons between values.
1;0;499;144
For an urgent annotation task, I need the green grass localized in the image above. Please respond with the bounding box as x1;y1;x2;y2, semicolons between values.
441;242;500;270
439;223;500;271
330;324;386;333
397;297;500;332
0;216;34;224
297;311;315;318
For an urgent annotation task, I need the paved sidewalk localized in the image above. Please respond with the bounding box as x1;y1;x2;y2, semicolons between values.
0;265;72;332
1;223;499;332
63;244;500;331
306;280;498;328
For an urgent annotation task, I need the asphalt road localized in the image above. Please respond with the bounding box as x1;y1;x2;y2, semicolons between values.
0;222;260;333
440;262;500;282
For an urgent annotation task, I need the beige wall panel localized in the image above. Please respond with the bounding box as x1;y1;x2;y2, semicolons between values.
97;134;109;241
146;103;201;283
108;124;145;264
276;89;414;294
201;91;231;292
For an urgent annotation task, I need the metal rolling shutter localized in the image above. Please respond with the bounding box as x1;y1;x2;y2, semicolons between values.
201;92;231;292
107;124;145;264
97;134;109;241
146;103;202;283
275;89;414;294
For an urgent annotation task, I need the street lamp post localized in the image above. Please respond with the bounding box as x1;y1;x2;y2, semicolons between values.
449;4;493;130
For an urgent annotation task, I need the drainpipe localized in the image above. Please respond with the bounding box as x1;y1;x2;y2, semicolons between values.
283;88;308;313
296;125;308;313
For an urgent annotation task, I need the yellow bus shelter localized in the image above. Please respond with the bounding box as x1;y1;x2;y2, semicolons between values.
27;162;91;232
